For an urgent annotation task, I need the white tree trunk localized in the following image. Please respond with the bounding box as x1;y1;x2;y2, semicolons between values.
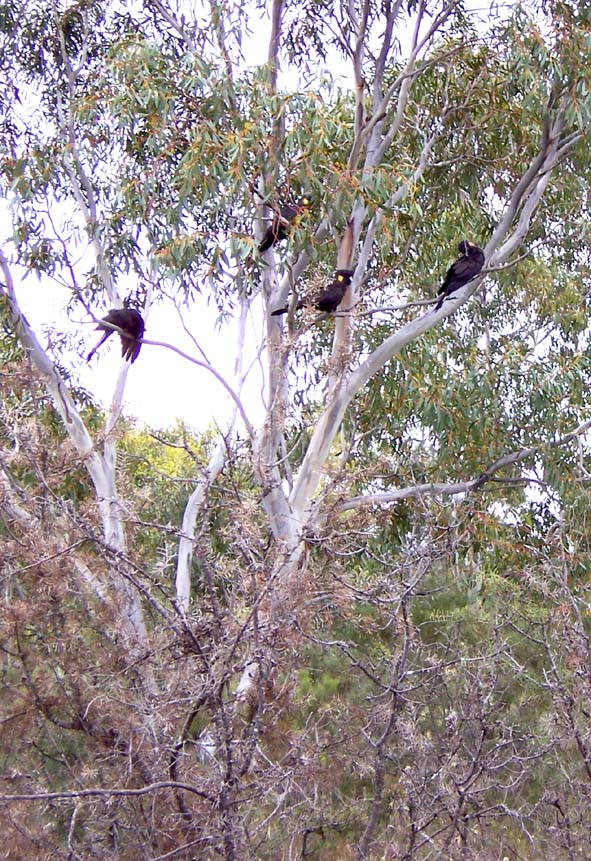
0;251;149;649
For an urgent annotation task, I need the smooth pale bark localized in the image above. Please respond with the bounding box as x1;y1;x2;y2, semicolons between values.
233;9;582;706
0;251;149;649
290;111;579;526
175;301;252;610
338;418;591;511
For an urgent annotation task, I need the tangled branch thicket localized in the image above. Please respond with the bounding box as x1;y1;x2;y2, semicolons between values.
2;1;591;858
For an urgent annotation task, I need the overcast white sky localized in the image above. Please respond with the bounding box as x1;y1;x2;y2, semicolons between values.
14;275;262;431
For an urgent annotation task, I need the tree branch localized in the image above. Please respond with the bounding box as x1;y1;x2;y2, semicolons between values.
140;337;255;441
175;298;251;611
289;106;579;524
338;419;591;512
0;251;149;647
0;781;215;804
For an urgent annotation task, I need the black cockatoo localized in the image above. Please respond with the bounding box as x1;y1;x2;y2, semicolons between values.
435;240;485;310
87;308;145;364
258;196;312;253
271;269;354;316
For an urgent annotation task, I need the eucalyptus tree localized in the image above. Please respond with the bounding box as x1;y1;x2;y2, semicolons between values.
2;0;591;858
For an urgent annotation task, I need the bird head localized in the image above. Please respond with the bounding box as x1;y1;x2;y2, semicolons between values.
335;269;355;285
458;240;472;255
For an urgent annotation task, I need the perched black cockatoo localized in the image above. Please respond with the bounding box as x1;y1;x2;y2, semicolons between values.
435;240;485;310
258;196;312;253
87;308;145;364
271;269;354;316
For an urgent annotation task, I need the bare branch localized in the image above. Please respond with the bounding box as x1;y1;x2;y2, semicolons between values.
145;0;198;51
175;298;251;611
338;418;591;512
140;337;255;440
0;251;96;460
0;781;215;804
351;0;371;138
290;110;579;523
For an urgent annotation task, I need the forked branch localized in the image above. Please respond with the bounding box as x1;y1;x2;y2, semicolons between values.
289;104;578;525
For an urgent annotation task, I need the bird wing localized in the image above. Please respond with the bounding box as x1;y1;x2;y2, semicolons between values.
438;264;457;295
121;335;142;363
128;312;145;340
101;309;129;329
451;255;480;284
259;213;287;252
316;280;348;312
438;254;475;294
259;202;308;252
121;312;144;362
279;203;299;223
102;310;144;362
